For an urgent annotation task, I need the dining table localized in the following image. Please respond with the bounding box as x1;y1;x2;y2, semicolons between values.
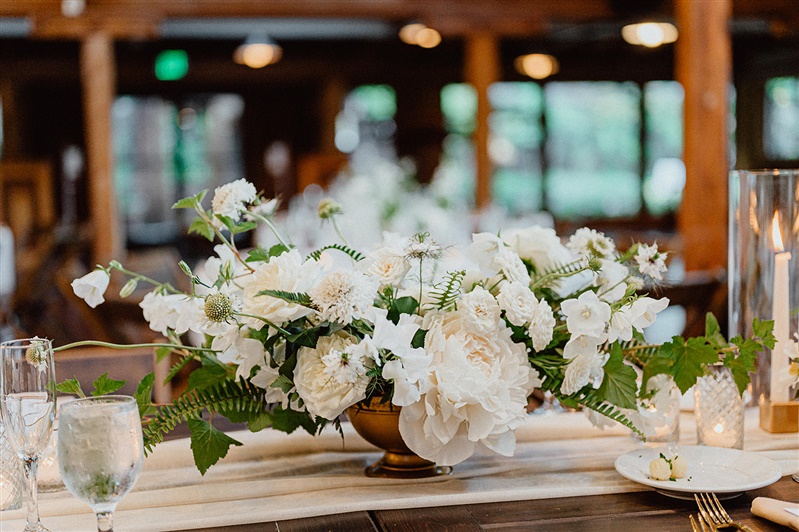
2;407;797;531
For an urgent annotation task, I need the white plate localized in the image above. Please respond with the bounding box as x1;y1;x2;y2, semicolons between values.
615;446;782;498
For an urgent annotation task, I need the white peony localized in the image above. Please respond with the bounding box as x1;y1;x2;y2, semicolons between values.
310;269;380;325
458;286;501;336
364;246;411;288
71;269;110;308
399;311;541;466
561;351;607;395
528;299;556;351
502;226;573;272
496;282;536;327
293;334;368;420
240;249;320;329
211;178;257;228
567;227;616;259
635;243;668;280
139;291;187;335
560;290;611;337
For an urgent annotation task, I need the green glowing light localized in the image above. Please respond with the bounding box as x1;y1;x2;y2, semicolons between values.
155;50;189;81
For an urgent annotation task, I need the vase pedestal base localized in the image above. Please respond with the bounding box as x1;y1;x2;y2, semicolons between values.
365;451;452;479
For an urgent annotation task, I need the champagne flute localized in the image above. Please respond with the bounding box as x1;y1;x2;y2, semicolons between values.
58;396;143;532
0;338;56;532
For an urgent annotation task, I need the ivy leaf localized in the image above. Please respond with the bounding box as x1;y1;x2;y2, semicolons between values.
91;373;126;397
186;364;232;392
133;373;156;417
658;336;719;394
704;313;727;349
188;217;215;242
387;296;419;324
595;343;638;409
56;378;86;398
752;318;776;349
187;418;242;475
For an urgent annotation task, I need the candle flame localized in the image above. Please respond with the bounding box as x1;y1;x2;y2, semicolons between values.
772;213;784;252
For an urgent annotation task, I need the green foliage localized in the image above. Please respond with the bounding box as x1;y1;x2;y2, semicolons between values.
55;378;85;398
188;217;215;242
387;296;419;324
246;244;289;263
172;190;207;210
91;373;126;397
256;289;312;307
187;418;243;475
562;390;644;439
411;328;427;349
595;344;638;409
186;363;233;392
428;270;466;312
134;372;156;417
307;243;365;262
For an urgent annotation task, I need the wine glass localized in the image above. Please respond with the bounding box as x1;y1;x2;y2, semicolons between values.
58;396;143;532
0;337;56;532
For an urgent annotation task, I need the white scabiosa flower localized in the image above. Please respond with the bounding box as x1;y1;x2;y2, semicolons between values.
293;334;368;420
528;299;556;351
497;281;536;327
139;291;187;335
71;269;110;308
310;269;379;325
568;228;616;259
458;286;501;336
211;178;257;229
635;243;668;280
560;290;611;337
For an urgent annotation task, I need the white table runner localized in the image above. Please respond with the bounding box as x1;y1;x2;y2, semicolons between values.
2;408;797;531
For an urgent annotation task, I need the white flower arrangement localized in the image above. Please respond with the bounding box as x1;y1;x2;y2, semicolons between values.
65;179;774;474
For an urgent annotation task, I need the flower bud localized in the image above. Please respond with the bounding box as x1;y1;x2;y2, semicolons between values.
317;198;342;219
119;279;138;298
204;293;233;323
179;261;194;277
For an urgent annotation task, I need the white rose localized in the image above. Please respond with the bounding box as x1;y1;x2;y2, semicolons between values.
497;282;536;327
364;247;411;287
458;286;501;336
293;334;367;420
493;248;530;285
71;270;110;308
528;299;556;351
561;351;607;395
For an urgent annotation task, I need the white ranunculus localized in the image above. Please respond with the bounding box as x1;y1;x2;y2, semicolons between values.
560;290;611;337
399;312;541;466
595;259;629;303
635;243;668;280
630;296;669;332
293;334;368;420
561;351;607;395
528;299;556;351
211;178;257;229
364;246;411;288
71;270;110;308
240;249;321;329
139;291;187;335
502;226;573;272
311;269;380;325
497;281;536;327
458;286;501;336
567;227;616;259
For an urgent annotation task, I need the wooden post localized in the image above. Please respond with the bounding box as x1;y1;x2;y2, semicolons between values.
464;31;500;210
80;31;122;264
675;0;732;272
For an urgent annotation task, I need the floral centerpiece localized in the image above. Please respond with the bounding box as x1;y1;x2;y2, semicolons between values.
63;179;774;475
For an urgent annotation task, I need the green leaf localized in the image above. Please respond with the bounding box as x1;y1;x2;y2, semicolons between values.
187;418;243;475
595;344;638;409
270;374;294;394
91;373;126;397
752;318;776;349
307;244;365;262
186;364;232;392
723;351;753;395
134;373;156;417
270;406;318;434
704;313;727;349
387;296;419;324
172;190;207;210
411;328;427;349
56;378;86;398
155;346;172;364
230;220;258;235
188;217;215;242
641;356;674;392
256;289;312;307
658;336;719;394
247;411;273;432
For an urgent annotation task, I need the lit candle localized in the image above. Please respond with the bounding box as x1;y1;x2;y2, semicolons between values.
771;214;792;402
701;421;739;448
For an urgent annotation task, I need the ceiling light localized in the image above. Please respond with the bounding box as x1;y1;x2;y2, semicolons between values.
514;54;559;80
622;22;678;48
398;22;426;45
234;35;282;68
415;27;441;49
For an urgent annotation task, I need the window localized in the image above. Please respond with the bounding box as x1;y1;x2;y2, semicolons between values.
764;76;799;161
335;84;397;159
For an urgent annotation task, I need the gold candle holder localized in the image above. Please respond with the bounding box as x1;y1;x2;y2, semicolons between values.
759;399;799;433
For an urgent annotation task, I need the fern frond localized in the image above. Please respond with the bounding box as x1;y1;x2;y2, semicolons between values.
571;392;644;439
530;258;588;289
142;379;268;453
618;338;661;366
428;270;465;311
163;353;196;386
255;289;312;306
307;244;365;262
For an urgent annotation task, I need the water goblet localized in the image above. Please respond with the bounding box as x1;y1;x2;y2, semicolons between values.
58;396;143;532
0;338;56;532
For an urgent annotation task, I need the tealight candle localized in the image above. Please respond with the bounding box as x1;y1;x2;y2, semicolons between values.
771;215;792;402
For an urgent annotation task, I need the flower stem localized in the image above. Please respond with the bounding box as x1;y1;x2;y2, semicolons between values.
530;266;589;292
194;204;255;273
234;312;291;336
330;216;349;247
249;212;293;250
53;340;217;353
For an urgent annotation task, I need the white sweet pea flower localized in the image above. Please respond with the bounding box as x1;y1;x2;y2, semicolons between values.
595;259;629;303
458;286;501;336
567;228;616;259
560;290;611;337
211;178;257;229
293;334;368;420
71;270;110;308
561;351;608;395
497;281;537;327
310;269;380;325
240;249;321;329
635;243;668;280
139;291;187;335
630;296;669;332
528;299;556;351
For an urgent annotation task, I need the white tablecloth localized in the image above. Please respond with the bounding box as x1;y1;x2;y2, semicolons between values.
2;408;797;531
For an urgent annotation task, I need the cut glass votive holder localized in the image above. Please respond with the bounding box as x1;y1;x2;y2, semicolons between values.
694;365;744;449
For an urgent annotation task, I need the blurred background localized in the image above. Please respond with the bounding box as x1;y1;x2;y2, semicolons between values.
0;0;797;351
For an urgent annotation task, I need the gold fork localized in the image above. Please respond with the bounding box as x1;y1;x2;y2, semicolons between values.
691;513;713;532
695;492;758;532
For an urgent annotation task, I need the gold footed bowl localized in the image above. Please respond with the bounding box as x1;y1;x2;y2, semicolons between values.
346;397;452;479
